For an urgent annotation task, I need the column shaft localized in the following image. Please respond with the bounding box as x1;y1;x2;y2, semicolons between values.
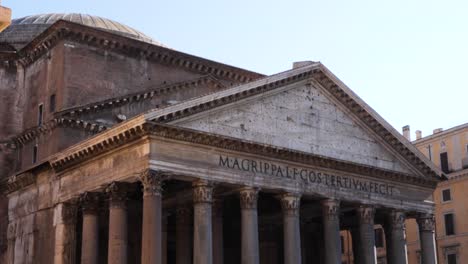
193;180;213;264
384;211;408;264
213;200;224;264
356;206;377;264
140;170;165;264
80;192;100;264
321;199;341;264
54;201;78;264
280;194;302;264
240;187;260;264
107;182;129;264
176;206;192;264
417;214;437;264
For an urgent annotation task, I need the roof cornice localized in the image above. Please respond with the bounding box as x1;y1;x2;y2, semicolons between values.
0;75;224;149
4;20;264;82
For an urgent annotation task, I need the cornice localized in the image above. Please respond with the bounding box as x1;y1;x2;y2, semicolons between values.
14;20;263;81
2;75;224;150
48;121;438;188
1;118;107;150
57;75;225;118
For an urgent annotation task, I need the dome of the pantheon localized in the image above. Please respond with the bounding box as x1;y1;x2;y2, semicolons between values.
0;13;164;49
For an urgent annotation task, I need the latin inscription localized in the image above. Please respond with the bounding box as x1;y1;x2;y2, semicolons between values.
219;155;396;196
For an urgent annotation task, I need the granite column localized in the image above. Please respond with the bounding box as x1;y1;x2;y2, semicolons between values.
280;193;302;264
193;180;213;264
321;199;341;264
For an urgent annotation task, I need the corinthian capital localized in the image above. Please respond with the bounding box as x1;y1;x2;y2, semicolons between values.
321;199;340;221
79;192;101;213
279;193;301;216
386;210;406;230
417;213;435;232
106;182;129;208
239;187;259;210
139;170;167;196
192;180;213;203
357;205;375;225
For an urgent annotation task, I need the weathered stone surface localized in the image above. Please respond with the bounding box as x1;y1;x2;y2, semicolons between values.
180;81;412;174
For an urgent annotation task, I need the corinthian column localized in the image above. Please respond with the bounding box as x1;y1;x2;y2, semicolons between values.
321;199;341;264
384;210;408;264
80;192;101;264
106;182;129;264
240;187;260;264
417;214;437;264
193;180;213;264
176;205;192;264
356;205;377;264
279;193;302;264
54;200;78;264
140;170;166;264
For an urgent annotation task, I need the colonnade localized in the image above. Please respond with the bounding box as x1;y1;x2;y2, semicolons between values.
55;171;438;264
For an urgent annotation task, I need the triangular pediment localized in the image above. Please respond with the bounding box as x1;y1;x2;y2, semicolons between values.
175;78;416;175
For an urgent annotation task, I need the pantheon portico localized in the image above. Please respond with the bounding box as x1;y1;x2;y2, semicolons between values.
0;14;441;264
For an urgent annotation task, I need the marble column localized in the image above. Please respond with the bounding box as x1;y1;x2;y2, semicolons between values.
140;170;165;264
80;192;101;264
54;200;78;264
279;193;302;264
321;199;341;264
356;205;377;264
417;214;437;264
213;199;224;264
193;180;213;264
106;182;129;264
240;187;260;264
384;210;408;264
176;205;192;264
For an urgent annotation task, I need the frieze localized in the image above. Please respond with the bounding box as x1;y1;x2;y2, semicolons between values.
219;155;397;196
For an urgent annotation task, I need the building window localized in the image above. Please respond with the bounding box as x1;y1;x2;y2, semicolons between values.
447;253;457;264
374;228;384;248
440;152;450;173
32;145;38;164
442;189;452;202
38;104;43;126
444;213;455;236
49;94;56;112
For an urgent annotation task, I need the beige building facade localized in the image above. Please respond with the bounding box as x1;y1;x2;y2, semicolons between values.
0;13;442;264
406;124;468;264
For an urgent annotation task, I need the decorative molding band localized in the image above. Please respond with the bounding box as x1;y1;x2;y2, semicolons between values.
58;75;225;118
2;75;224;151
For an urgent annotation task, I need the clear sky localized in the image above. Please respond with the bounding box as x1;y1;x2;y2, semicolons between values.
5;0;467;139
